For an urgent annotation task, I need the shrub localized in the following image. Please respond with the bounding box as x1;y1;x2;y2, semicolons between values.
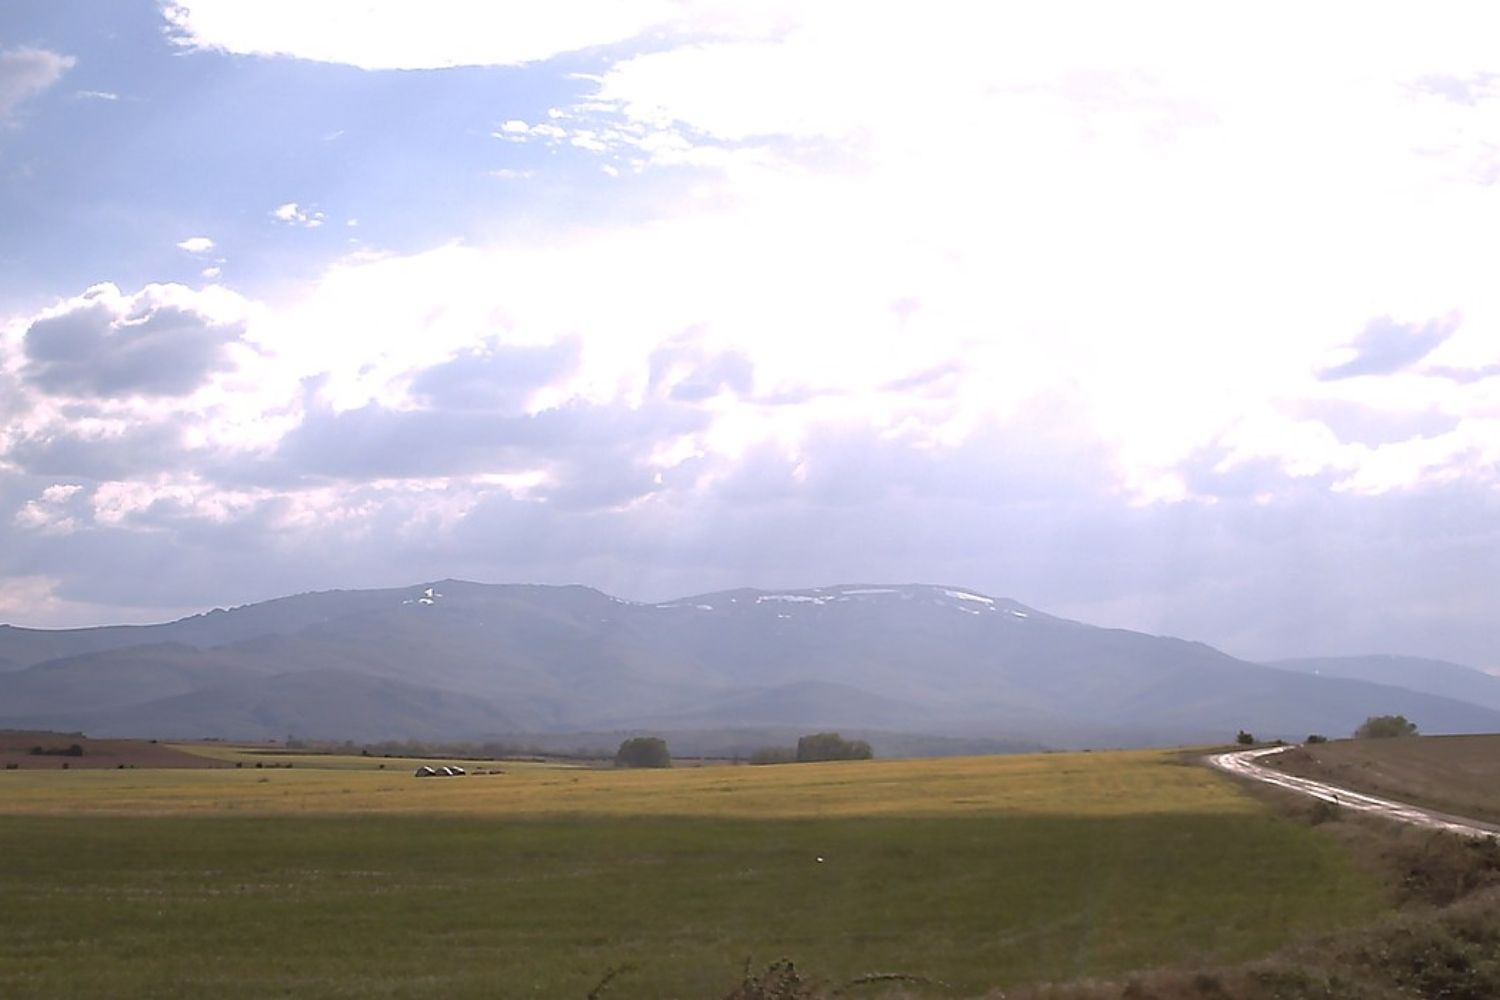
795;732;873;762
1360;919;1500;999
1306;798;1342;826
1355;715;1418;739
1392;832;1500;906
722;959;821;999
1235;730;1256;746
614;736;671;768
1306;734;1328;744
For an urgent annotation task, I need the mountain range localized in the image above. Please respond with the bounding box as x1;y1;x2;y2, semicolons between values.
3;580;1498;754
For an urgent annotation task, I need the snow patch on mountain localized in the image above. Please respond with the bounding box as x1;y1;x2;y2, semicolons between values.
403;586;443;607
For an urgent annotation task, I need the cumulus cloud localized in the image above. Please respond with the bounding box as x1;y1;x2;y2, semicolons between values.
176;236;215;253
1290;400;1459;447
6;420;193;481
20;283;247;398
272;202;324;227
13;483;86;536
1318;314;1462;380
0;47;74;121
267;396;708;504
1413;72;1500;106
408;342;579;414
648;338;753;402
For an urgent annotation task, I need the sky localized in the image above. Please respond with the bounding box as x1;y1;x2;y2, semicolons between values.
1;2;1498;668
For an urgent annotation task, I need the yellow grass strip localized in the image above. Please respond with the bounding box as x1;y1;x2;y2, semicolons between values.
0;749;1256;820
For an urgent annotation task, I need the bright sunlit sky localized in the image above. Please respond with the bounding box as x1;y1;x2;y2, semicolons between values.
2;1;1498;667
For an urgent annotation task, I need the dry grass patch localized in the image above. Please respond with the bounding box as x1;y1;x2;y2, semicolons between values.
0;748;1256;820
1270;734;1500;826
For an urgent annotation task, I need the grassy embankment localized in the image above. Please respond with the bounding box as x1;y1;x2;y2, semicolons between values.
0;748;1384;999
999;736;1500;1000
1270;733;1500;826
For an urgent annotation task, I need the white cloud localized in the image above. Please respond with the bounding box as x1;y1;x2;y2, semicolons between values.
14;483;84;535
272;202;324;228
160;0;766;70
74;89;120;102
10;5;1499;510
176;236;215;253
517;3;1500;495
0;574;199;627
0;47;75;121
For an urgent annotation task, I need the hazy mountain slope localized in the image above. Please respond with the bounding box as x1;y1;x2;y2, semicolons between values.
0;643;276;715
0;623;165;673
211;585;734;726
4;580;1500;747
0;586;418;672
603;680;934;730
1269;655;1500;714
22;669;522;742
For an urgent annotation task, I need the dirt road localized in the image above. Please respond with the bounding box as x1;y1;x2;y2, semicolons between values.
1209;745;1500;839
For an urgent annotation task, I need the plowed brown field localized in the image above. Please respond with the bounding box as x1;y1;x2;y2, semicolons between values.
0;730;230;770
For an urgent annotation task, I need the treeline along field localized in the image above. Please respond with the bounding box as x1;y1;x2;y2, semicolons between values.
0;750;1385;998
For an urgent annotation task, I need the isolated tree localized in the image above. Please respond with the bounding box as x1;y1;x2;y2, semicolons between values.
614;736;671;768
1235;730;1256;746
795;732;873;762
1354;715;1418;739
1306;734;1328;744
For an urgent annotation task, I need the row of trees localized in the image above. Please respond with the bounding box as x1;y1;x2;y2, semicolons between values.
629;713;1422;768
614;731;876;768
1236;714;1420;746
793;732;873;761
750;732;875;764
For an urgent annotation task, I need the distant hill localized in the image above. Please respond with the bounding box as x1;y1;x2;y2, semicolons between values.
25;669;523;744
1268;655;1500;714
3;581;1499;748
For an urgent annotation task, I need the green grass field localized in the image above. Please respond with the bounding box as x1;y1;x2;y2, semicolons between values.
0;750;1387;998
